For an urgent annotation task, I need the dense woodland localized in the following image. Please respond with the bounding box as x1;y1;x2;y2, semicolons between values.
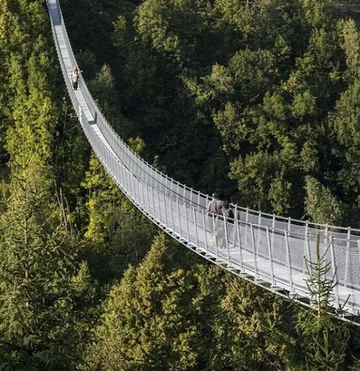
2;0;360;369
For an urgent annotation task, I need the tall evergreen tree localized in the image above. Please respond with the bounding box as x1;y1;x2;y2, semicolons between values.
0;176;95;370
81;153;156;283
296;236;350;370
211;276;299;370
86;233;200;370
0;2;96;368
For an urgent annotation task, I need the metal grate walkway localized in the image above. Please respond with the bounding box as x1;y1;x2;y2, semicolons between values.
47;0;360;319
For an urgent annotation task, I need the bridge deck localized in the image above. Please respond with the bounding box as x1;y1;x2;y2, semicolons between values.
47;0;360;318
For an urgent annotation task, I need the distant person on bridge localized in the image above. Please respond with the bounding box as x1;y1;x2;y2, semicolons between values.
70;66;79;90
221;200;234;222
206;192;223;216
217;200;235;249
206;193;223;248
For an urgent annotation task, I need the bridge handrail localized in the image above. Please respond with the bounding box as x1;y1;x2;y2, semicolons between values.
50;0;360;237
61;11;360;239
47;0;360;317
49;0;208;210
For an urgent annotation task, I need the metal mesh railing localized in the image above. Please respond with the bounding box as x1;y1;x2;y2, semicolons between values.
47;0;360;315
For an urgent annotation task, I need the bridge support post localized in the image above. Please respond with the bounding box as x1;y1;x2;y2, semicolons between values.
324;223;329;254
266;226;275;286
177;199;182;237
176;181;180;204
287;217;291;236
251;223;258;278
170;193;175;231
156;187;162;224
330;236;340;308
285;230;293;293
306;222;314;279
145;174;150;214
193;207;199;248
213;215;219;256
245;208;249;248
224;218;230;261
271;214;275;259
236;221;243;269
345;227;351;287
152;187;157;220
185;202;190;242
163;192;168;226
232;217;237;249
141;175;147;215
257;212;261;253
203;212;208;252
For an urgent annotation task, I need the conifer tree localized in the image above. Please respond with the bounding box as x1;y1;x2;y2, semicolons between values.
296;236;350;370
212;275;298;370
304;176;344;225
81;153;156;283
0;102;95;370
0;179;95;369
86;233;199;370
0;2;96;367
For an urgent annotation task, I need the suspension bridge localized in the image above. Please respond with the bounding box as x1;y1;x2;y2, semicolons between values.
47;0;360;321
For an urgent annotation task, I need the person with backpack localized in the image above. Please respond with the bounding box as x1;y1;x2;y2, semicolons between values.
222;200;234;222
206;192;223;216
206;193;223;248
218;200;234;249
70;66;79;90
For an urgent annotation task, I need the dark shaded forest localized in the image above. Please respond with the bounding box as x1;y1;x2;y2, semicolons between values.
2;0;360;370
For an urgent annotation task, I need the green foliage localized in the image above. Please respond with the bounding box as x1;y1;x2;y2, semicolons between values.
76;48;98;79
88;64;118;108
327;79;360;226
296;236;350;370
62;0;129;67
268;172;292;215
112;0;237;192
0;157;95;370
0;3;97;369
87;63;134;138
135;0;214;68
300;0;327;27
0;0;56;168
128;136;146;154
304;176;344;225
331;80;360;148
229;151;292;213
52;104;90;209
338;18;360;81
86;233;200;370
81;153;155;283
291;90;317;119
300;139;320;173
4;0;360;369
211;275;299;370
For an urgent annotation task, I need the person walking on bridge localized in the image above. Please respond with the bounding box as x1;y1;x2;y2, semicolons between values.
221;200;234;222
70;66;79;90
206;192;223;216
206;193;223;248
218;200;234;249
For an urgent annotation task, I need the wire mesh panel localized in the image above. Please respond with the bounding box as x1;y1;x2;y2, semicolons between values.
47;0;360;316
288;234;307;272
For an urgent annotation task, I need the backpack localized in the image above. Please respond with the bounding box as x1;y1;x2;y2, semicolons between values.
222;208;234;220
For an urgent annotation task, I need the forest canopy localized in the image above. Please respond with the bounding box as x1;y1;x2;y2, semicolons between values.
1;0;360;370
61;0;360;227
